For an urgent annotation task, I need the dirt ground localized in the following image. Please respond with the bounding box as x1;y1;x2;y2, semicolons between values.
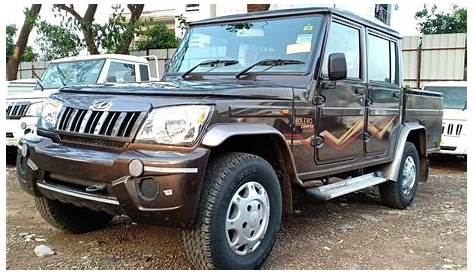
5;154;467;270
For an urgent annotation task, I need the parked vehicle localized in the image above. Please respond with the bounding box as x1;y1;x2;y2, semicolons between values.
423;81;467;156
16;8;442;269
6;54;155;147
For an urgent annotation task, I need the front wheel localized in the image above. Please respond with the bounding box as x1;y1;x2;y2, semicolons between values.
182;152;282;269
379;141;420;209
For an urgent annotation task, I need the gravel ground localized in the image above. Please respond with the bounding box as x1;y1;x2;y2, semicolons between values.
5;154;467;270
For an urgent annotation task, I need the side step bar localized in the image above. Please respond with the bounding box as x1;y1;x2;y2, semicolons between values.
306;172;386;200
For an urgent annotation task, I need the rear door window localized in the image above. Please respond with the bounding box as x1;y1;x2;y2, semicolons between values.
106;62;136;83
139;64;150;81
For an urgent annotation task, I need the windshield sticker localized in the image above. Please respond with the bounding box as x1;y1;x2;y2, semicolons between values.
286;42;311;54
303;24;313;32
296;34;312;44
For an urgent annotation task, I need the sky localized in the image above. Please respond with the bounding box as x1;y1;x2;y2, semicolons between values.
5;2;463;53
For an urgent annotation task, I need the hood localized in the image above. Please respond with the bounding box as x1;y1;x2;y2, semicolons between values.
58;79;294;101
7;89;57;100
443;108;467;121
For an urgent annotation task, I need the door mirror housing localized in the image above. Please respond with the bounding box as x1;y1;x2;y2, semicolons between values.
328;53;347;81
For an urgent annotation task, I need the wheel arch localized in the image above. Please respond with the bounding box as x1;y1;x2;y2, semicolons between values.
381;123;429;182
201;123;300;215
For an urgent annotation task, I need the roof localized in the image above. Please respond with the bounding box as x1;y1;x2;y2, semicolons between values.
50;54;149;64
423;81;467;87
191;7;401;39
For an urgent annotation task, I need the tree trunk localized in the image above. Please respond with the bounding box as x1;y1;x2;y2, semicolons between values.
116;4;144;54
6;4;41;80
247;4;270;12
56;4;99;55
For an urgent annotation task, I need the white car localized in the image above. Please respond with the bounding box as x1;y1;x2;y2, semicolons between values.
6;54;156;147
423;81;467;156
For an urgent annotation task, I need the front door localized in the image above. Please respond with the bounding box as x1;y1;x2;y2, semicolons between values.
364;32;401;156
315;19;366;164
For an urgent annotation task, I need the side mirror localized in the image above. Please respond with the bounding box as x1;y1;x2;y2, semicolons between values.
328;53;347;81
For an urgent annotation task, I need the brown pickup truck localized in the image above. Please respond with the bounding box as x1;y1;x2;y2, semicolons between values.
16;8;442;269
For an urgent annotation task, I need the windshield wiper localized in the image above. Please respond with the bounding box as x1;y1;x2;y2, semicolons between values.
235;59;305;79
32;70;44;91
181;59;239;79
55;65;68;87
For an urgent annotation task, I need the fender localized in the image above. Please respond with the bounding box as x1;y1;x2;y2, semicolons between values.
382;123;427;182
201;123;301;185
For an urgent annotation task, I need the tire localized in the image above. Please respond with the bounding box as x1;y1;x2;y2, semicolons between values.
181;152;282;269
379;141;420;209
34;196;114;234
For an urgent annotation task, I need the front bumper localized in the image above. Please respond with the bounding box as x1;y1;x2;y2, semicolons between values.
6;117;37;146
439;135;467;155
17;134;210;227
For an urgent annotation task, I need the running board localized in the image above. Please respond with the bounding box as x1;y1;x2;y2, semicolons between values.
306;172;386;200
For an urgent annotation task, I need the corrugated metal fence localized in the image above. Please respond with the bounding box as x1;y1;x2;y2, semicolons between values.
402;33;466;88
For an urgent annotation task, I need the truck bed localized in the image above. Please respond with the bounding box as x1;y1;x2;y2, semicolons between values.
403;88;443;152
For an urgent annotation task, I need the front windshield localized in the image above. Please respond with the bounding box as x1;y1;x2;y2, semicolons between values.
423;86;467;109
167;15;324;75
37;59;105;89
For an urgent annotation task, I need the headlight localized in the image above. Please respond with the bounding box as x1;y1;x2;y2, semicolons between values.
25;102;43;117
136;105;212;145
38;99;63;130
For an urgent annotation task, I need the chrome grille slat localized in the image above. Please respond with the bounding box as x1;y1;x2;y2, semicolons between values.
65;109;78;131
93;111;109;135
111;112;128;136
79;110;94;133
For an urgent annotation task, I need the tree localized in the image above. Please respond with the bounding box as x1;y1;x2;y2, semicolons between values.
6;4;41;80
132;22;179;51
415;5;467;34
35;21;82;61
247;4;270;12
54;4;145;54
7;25;37;62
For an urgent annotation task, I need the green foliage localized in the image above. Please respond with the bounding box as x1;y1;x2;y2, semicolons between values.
52;4;144;54
415;5;467;34
35;21;82;61
6;24;38;62
132;22;179;51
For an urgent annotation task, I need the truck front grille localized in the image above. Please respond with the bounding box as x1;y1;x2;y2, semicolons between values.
56;107;147;143
442;123;463;136
6;102;30;119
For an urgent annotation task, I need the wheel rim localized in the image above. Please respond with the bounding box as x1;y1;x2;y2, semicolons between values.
225;181;270;256
401;156;416;196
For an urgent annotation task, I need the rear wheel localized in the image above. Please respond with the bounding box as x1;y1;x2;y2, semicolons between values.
379;141;420;209
35;196;114;234
181;152;282;269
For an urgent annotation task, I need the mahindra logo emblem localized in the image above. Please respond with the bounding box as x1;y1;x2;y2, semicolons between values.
90;100;112;111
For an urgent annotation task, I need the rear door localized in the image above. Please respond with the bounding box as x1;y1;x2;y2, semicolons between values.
364;31;401;156
315;19;366;164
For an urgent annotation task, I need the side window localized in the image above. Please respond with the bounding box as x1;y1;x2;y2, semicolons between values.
322;21;360;78
106;62;136;83
367;34;391;83
139;64;150;81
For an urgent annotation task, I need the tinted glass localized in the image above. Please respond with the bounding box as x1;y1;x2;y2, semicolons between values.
368;34;390;82
423;86;467;109
167;16;324;74
38;59;105;89
140;64;150;81
322;22;360;78
107;62;136;83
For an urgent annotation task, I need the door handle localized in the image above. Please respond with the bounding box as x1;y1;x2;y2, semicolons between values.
392;92;400;99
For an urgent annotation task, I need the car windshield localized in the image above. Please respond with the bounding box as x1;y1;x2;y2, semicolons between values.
423;86;467;109
167;15;324;75
36;59;105;90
